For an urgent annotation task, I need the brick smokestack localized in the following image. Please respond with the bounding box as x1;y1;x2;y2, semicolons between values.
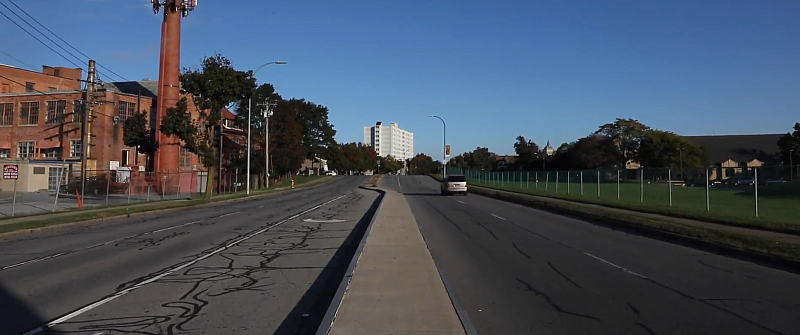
154;1;183;174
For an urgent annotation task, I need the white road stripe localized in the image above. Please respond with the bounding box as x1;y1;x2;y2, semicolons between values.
456;200;465;204
24;195;346;334
217;211;240;218
584;253;646;278
491;214;506;221
1;219;205;271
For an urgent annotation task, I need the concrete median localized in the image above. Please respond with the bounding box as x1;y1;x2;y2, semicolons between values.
320;189;466;335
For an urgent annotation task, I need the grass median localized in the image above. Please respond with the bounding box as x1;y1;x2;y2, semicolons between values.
460;176;800;235
0;176;335;235
431;174;800;265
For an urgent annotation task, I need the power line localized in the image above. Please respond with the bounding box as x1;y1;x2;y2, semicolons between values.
1;0;129;82
0;6;85;71
0;48;35;70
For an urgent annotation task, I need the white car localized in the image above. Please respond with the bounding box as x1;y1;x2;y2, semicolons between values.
441;175;468;195
324;170;337;176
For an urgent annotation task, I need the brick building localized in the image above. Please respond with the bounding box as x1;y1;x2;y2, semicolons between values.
0;64;152;171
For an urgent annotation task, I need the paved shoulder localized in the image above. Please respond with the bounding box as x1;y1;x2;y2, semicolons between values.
328;189;466;335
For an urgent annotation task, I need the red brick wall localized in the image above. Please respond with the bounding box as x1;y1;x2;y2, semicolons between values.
0;65;82;93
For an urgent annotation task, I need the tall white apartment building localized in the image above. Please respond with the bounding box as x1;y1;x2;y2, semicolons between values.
363;121;414;161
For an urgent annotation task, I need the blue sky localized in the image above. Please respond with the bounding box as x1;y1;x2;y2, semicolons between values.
1;0;798;157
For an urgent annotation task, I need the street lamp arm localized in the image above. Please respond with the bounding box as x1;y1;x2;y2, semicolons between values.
253;61;288;76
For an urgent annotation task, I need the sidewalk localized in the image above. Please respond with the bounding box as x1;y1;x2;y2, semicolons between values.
327;190;466;335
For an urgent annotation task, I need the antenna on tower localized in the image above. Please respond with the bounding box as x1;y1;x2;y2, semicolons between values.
151;0;197;16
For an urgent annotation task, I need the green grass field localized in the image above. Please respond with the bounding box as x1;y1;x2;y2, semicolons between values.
461;171;800;232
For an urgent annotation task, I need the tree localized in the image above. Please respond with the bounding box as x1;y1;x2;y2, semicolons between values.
777;123;800;165
409;153;437;175
549;135;611;170
161;54;256;199
466;147;494;171
595;118;651;167
513;136;540;170
285;99;337;171
638;130;706;169
122;110;159;169
269;102;305;176
379;155;403;174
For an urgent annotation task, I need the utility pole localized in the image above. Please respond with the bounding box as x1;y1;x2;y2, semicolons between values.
80;60;96;199
259;100;275;188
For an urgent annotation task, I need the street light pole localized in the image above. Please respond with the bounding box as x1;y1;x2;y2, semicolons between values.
428;115;446;178
247;61;287;195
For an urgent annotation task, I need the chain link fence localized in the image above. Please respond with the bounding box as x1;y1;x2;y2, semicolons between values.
449;165;799;225
0;168;250;218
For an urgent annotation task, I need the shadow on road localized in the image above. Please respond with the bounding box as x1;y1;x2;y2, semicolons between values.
1;283;47;335
272;188;385;335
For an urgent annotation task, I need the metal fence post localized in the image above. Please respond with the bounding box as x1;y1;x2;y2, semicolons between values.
127;177;132;204
53;163;65;212
597;170;600;198
147;184;151;202
535;172;538;191
705;168;710;211
526;172;529;190
580;170;584;195
105;172;111;207
640;168;644;203
754;168;759;217
545;172;549;192
668;168;673;207
556;171;559;194
617;169;620;200
11;178;17;217
567;171;570;195
519;172;523;189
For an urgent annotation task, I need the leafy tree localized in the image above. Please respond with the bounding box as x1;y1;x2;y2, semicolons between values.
513;136;540;170
122;110;159;168
160;54;255;199
284;99;337;171
595;118;651;167
270;102;305;175
379;155;403;174
777;123;800;165
409;153;438;175
466;147;494;170
549;135;611;170
638;130;706;169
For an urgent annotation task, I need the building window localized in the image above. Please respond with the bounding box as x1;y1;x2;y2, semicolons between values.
42;148;61;158
70;140;82;158
118;101;135;120
19;102;39;125
72;100;84;123
25;82;35;92
121;149;129;167
48;167;67;191
0;103;12;126
0;149;9;158
17;141;35;159
46;100;67;124
179;146;192;169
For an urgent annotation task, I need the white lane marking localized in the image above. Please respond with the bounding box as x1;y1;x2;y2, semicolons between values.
217;211;240;218
584;253;646;278
456;200;465;204
491;214;506;221
2;219;204;271
25;195;346;334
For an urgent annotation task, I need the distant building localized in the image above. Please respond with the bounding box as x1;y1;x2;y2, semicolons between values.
544;140;555;156
682;134;783;180
363;121;414;161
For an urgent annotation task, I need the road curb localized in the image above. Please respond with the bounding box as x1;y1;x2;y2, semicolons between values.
0;178;336;239
315;187;385;335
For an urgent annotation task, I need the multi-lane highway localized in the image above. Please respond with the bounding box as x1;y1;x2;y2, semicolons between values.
0;176;376;335
388;175;800;335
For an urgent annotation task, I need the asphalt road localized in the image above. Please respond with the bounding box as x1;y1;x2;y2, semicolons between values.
0;176;376;335
388;175;800;335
